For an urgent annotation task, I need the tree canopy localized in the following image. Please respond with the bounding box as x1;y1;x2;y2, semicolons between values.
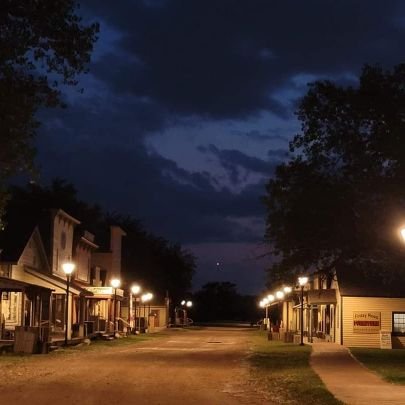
0;1;99;223
264;64;405;286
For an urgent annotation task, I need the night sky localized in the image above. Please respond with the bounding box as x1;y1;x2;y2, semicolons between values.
35;1;405;293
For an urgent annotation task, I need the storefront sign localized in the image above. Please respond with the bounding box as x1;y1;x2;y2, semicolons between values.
353;311;380;333
379;331;392;349
86;286;124;297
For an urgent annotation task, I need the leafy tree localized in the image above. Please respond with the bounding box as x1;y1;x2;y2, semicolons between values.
0;1;99;224
264;64;405;286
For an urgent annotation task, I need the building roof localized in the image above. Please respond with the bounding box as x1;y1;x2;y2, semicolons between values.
0;276;53;294
308;289;337;304
336;264;405;298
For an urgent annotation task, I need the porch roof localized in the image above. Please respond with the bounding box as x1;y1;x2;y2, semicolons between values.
0;276;53;294
307;289;337;305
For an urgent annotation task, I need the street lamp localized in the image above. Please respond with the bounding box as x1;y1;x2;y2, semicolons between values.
62;261;76;346
298;276;309;346
131;284;141;333
283;286;292;332
147;293;153;326
276;290;285;300
181;300;193;325
111;278;121;336
141;292;153;331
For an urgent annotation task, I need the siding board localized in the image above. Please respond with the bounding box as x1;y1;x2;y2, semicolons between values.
342;297;405;348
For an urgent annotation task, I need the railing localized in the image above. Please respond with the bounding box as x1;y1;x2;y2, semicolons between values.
117;317;131;328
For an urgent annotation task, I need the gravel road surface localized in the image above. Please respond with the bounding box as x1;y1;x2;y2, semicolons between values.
0;327;266;404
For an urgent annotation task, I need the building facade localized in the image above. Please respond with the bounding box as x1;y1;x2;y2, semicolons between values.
278;266;405;348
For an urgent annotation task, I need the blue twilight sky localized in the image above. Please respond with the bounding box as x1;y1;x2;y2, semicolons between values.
35;0;405;294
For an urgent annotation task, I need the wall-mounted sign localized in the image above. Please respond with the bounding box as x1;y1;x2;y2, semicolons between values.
86;286;124;297
353;311;381;333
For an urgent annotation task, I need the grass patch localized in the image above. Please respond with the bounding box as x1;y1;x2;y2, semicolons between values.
247;332;341;404
350;348;405;384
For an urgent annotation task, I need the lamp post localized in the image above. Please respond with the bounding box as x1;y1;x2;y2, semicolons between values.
283;286;292;332
147;293;153;327
298;276;309;346
184;300;192;326
141;292;153;331
131;284;141;333
111;278;121;336
62;261;76;346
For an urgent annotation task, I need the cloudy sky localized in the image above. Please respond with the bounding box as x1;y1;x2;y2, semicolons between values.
36;0;404;293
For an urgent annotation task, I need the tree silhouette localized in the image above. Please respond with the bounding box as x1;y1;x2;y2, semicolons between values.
264;64;405;286
0;1;99;224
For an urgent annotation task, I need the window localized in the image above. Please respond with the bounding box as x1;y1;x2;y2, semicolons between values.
51;294;65;331
393;313;405;335
60;231;67;250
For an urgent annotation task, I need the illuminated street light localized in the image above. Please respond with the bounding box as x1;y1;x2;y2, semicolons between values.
62;261;76;346
283;286;292;332
181;300;186;305
141;292;153;331
276;291;285;300
111;278;121;335
298;276;309;345
131;284;141;295
186;300;193;308
131;284;142;333
267;294;275;302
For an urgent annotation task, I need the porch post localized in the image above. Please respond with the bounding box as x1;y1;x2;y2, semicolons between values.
21;291;26;326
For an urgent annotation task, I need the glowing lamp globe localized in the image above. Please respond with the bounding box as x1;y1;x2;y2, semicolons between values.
62;262;75;275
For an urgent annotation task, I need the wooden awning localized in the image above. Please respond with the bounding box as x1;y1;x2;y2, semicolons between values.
0;276;53;296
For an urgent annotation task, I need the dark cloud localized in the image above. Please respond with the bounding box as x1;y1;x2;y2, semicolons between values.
84;0;404;119
37;101;267;245
198;144;277;184
233;129;291;143
267;149;289;160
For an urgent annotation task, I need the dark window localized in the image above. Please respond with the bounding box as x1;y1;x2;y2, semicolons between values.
51;294;65;331
393;313;405;335
60;231;67;250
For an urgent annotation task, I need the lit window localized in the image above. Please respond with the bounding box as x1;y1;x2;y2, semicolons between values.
393;313;405;335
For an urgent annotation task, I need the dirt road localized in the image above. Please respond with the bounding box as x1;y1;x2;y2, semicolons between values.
0;327;265;405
